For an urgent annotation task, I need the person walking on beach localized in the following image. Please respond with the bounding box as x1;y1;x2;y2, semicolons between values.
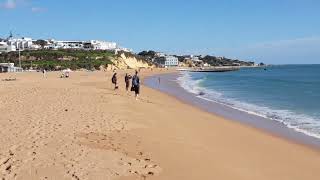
112;73;118;90
43;69;47;78
132;71;140;100
125;73;132;92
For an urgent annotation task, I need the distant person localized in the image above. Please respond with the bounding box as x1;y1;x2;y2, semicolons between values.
125;73;132;92
132;71;140;100
112;73;118;90
43;69;47;78
158;77;161;85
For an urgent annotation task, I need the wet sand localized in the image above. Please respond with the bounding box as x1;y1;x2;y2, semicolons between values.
0;70;320;180
145;72;320;149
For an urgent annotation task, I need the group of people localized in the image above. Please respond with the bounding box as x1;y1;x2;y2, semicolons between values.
111;71;140;100
60;71;70;78
41;69;70;78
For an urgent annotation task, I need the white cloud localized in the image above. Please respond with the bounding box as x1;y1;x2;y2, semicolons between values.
1;0;16;9
31;7;47;13
1;0;46;12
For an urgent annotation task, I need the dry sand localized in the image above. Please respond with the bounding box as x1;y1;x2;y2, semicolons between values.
0;70;319;180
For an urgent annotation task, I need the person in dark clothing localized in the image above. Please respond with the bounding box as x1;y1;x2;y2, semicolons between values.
111;73;118;90
125;73;132;92
131;71;140;100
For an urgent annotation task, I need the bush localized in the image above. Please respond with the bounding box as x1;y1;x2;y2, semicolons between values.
0;49;114;70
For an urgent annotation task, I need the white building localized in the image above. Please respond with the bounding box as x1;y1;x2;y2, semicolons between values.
88;40;117;50
191;56;202;62
52;40;84;49
0;42;8;53
0;63;23;73
116;47;132;53
0;42;16;53
203;63;210;67
155;52;166;57
1;35;123;52
7;37;35;50
46;40;117;50
165;56;179;67
155;55;179;67
30;44;41;49
183;55;202;62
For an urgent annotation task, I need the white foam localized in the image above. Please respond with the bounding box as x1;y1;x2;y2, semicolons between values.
176;72;320;139
177;72;222;97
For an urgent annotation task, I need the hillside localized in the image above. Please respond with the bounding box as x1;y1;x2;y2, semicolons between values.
138;50;256;67
0;49;151;70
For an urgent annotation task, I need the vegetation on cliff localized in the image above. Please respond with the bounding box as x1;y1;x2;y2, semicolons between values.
0;48;256;70
138;50;256;67
200;55;254;66
0;49;114;70
137;50;157;62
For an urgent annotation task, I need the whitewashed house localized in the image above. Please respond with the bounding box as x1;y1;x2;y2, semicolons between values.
7;37;34;50
0;63;23;73
0;42;16;53
88;40;117;50
154;55;179;67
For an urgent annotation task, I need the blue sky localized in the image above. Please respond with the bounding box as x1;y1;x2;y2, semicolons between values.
1;0;320;64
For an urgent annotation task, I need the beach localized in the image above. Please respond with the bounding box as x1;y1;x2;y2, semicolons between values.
0;70;320;180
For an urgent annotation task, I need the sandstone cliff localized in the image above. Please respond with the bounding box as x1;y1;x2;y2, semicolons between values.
110;53;150;70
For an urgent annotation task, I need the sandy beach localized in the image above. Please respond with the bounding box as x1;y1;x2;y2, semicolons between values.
0;70;320;180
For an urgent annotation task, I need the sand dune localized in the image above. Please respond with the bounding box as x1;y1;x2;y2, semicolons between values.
0;70;319;180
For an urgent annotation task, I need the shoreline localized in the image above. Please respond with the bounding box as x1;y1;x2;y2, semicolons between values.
144;72;320;149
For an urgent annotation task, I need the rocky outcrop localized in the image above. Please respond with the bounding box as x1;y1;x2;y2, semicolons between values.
111;53;150;70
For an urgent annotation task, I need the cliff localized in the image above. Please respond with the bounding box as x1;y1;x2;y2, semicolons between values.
110;53;150;70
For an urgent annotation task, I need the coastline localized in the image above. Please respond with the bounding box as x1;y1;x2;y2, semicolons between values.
144;72;320;149
0;70;320;180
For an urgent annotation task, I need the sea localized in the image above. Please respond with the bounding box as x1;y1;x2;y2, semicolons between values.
177;64;320;139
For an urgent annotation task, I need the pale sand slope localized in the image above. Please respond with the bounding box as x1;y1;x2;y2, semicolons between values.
0;70;319;180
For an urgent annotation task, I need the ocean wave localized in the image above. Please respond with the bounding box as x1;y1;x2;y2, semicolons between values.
177;72;222;97
176;72;320;139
